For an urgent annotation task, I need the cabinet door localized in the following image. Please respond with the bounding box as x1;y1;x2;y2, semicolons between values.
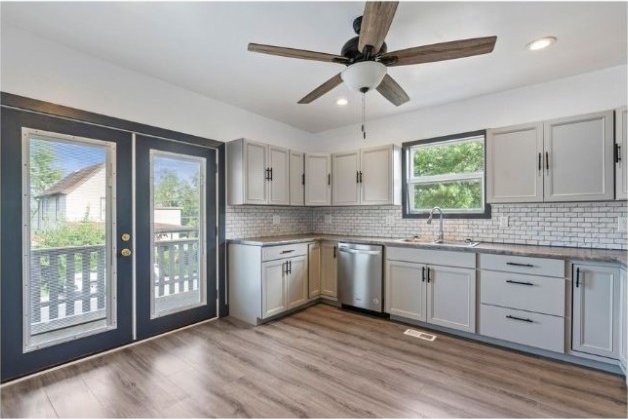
244;141;268;204
572;264;620;358
616;107;627;200
427;266;476;333
332;151;360;205
386;260;426;321
321;242;338;298
305;154;331;205
262;260;286;319
268;146;290;205
289;151;305;205
286;256;308;309
360;146;393;205
544;111;614;202
308;243;321;298
487;124;543;203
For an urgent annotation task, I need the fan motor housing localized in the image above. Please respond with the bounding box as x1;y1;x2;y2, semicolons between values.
341;36;387;62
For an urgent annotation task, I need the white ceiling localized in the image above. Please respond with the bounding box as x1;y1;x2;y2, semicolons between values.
1;2;626;133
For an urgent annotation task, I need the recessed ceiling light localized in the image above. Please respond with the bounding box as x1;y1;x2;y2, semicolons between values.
527;36;557;51
336;98;349;106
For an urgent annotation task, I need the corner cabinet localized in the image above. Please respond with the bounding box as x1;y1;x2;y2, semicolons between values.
572;263;620;359
308;242;321;298
227;138;290;205
331;145;401;206
305;153;331;206
321;241;338;300
289;151;305;205
616;107;627;200
487;111;615;203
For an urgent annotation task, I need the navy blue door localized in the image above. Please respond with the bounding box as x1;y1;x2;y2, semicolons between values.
135;136;217;339
1;108;134;382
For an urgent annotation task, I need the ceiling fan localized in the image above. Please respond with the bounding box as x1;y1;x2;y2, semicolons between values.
248;1;497;107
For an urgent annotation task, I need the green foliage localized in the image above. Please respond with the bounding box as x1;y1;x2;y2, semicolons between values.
412;139;485;211
30;141;63;195
413;181;482;210
34;222;104;249
154;169;200;227
413;140;483;177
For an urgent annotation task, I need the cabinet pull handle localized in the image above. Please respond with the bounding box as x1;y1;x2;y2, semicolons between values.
615;144;621;164
427;267;432;283
356;171;360;184
421;266;426;282
288;260;292;274
265;168;270;180
575;267;580;288
506;279;534;286
280;250;295;254
506;262;535;268
359;171;363;183
333;245;337;258
538;152;542;172
545;151;549;173
328;173;331;185
283;261;287;276
269;167;273;181
302;173;305;185
506;315;534;323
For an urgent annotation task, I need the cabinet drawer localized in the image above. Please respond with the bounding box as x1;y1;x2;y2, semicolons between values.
262;243;308;261
480;254;564;278
480;271;565;316
386;246;475;268
480;304;565;353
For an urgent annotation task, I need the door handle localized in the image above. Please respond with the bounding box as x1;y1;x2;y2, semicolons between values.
615;144;621;164
426;267;432;283
269;167;273;181
356;171;360;184
338;248;381;255
359;171;363;183
538;152;542;172
575;267;580;288
421;266;426;282
545;151;549;173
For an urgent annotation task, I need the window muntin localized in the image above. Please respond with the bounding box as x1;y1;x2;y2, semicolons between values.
404;133;488;217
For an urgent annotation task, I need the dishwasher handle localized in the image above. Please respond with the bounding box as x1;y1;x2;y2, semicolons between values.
338;248;382;256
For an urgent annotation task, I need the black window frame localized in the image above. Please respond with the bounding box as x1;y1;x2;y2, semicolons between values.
401;129;491;219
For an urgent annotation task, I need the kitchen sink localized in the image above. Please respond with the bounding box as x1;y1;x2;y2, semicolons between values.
397;237;480;248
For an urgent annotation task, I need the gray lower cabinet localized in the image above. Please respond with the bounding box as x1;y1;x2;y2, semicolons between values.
385;249;476;333
262;259;287;318
572;263;620;359
285;256;308;310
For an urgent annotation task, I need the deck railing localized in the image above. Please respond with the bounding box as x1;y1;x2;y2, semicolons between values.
30;238;199;333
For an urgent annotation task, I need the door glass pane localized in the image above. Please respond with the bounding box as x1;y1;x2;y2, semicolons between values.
151;151;206;318
24;130;115;351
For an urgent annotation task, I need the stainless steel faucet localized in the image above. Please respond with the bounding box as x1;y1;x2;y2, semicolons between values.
427;207;444;243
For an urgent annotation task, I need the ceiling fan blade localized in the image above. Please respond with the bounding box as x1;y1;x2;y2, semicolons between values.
376;74;409;106
248;43;349;64
358;1;399;54
380;36;497;67
298;73;343;104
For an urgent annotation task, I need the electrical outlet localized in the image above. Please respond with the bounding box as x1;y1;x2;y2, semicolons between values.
324;214;332;224
499;216;509;228
272;215;280;225
618;217;627;232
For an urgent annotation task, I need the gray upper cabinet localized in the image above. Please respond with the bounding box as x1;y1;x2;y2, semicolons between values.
289;151;305;206
544;111;614;202
616;107;627;200
572;263;620;359
487;110;615;203
332;151;360;205
305;153;331;206
227;138;290;205
487;123;544;203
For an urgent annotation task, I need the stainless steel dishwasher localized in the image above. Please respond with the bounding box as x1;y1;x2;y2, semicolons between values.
337;242;384;313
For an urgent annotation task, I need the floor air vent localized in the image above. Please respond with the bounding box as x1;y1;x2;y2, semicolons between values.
404;329;437;342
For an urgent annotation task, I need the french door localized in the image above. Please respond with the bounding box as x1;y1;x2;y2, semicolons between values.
1;110;217;381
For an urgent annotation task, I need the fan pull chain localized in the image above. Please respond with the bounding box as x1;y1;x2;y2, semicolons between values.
361;93;366;140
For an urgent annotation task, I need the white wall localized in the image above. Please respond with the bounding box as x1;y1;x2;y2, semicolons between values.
313;65;628;152
0;24;311;150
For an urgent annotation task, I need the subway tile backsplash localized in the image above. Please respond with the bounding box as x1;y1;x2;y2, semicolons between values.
227;202;628;250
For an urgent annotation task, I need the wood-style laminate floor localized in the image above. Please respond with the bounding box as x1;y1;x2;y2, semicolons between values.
1;304;626;418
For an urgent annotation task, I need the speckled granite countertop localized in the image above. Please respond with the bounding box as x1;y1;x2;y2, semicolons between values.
229;234;627;267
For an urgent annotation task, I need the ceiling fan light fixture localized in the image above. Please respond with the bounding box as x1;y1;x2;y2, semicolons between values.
527;36;557;51
341;61;387;93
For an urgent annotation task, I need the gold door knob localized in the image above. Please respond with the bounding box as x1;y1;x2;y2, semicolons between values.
120;248;132;257
121;233;131;242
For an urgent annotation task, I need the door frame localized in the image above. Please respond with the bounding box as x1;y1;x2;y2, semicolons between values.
1;92;227;382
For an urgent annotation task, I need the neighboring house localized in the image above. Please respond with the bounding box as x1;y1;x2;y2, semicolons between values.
35;163;106;229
